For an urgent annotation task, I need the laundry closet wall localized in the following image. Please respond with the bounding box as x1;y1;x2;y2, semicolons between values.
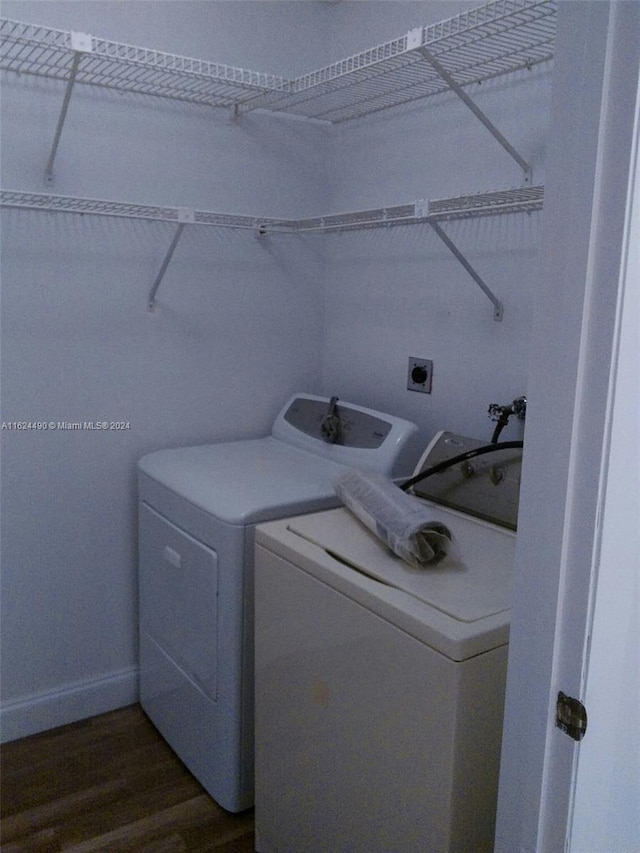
0;0;330;740
318;2;552;445
1;0;553;741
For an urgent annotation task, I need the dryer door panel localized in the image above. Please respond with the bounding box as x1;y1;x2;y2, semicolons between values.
140;502;218;699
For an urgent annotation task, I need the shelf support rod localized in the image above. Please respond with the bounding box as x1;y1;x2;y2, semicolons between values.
428;220;503;321
417;45;532;185
45;52;81;184
45;32;93;184
148;221;187;311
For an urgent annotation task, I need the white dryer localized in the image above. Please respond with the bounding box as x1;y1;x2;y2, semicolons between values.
254;431;522;852
137;394;418;813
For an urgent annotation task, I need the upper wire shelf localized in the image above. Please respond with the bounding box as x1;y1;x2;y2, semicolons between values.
0;0;556;120
245;0;557;123
0;18;287;108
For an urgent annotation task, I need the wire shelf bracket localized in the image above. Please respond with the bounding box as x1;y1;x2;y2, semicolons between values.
415;40;532;185
44;30;92;184
148;208;194;311
429;219;503;321
413;194;511;321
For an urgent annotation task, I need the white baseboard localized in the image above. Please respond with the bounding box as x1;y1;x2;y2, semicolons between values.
0;667;139;743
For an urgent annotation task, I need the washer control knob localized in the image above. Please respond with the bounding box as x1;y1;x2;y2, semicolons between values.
490;465;505;485
320;396;341;443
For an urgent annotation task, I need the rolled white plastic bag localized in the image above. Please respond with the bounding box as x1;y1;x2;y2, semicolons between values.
334;468;452;568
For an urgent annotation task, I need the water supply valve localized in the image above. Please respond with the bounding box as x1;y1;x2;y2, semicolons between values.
488;396;527;443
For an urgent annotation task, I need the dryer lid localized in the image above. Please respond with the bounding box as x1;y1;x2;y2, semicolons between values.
138;437;348;524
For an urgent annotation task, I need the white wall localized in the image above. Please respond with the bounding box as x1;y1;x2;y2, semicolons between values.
0;0;328;740
1;0;553;742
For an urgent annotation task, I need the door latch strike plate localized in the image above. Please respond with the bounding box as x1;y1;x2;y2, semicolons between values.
556;691;588;742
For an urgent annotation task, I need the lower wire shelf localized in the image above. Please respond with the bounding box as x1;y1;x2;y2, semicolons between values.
0;185;544;317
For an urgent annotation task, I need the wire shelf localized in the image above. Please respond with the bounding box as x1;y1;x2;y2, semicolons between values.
1;0;556;119
294;185;544;233
245;0;557;122
0;190;297;231
0;18;288;107
1;184;542;318
1;2;552;317
0;186;543;232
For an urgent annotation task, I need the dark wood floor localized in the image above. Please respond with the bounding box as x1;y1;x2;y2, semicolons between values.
0;704;255;852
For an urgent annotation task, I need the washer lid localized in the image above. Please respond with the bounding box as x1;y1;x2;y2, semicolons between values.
138;437;347;524
257;502;516;660
286;505;515;624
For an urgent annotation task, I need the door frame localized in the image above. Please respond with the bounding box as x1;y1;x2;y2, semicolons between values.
495;3;640;850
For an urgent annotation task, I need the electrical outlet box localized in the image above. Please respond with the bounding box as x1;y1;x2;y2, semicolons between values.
407;357;433;393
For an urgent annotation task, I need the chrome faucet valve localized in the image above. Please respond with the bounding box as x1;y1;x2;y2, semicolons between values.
488;395;527;443
512;396;527;420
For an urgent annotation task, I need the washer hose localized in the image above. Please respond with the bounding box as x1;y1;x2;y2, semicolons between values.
400;441;524;492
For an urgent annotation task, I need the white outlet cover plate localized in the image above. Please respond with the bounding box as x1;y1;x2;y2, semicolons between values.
407;357;433;393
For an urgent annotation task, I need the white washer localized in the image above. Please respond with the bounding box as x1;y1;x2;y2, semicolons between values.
137;394;418;813
254;432;521;852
